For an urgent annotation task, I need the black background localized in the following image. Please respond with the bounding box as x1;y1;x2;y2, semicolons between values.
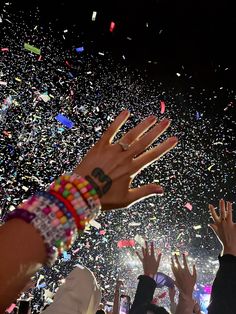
4;0;235;93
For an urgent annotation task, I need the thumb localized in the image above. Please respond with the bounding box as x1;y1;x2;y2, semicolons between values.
209;223;218;234
126;184;164;206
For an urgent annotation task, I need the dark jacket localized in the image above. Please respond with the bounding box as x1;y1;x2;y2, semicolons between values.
129;275;169;314
208;254;236;314
130;275;157;313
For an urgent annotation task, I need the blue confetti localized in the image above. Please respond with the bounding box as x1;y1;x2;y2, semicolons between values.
55;114;74;129
75;47;84;53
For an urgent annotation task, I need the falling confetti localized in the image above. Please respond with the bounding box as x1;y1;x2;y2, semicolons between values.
92;11;97;21
184;202;193;211
0;5;235;312
109;21;116;32
24;43;41;55
55;114;75;128
160;101;166;114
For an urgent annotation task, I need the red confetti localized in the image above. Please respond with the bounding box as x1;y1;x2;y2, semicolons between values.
160;101;165;114
1;48;9;52
99;230;106;235
117;239;135;248
6;304;16;313
3;130;11;137
109;21;115;32
184;202;193;211
65;60;71;67
158;291;167;299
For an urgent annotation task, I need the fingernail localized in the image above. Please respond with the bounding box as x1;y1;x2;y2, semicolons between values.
155;186;164;194
148;115;157;122
169;136;178;144
122;110;129;116
161;118;170;126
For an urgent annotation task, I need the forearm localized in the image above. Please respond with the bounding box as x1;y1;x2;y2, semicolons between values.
0;173;100;312
112;289;120;314
175;294;194;314
0;219;46;312
130;275;156;312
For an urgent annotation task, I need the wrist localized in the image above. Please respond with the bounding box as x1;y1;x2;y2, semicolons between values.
222;247;236;257
144;273;155;279
179;292;194;302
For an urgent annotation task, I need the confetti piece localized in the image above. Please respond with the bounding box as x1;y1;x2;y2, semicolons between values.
9;205;15;211
196;111;201;120
38;282;47;289
3;130;12;137
40;94;50;102
92;11;97;21
117;240;135;248
158;291;167;299
160;101;165;114
172;251;180;256
176;232;183;240
134;234;145;247
75;47;84;53
0;81;7;85
65;60;71;67
193;225;202;230
184;202;192;211
55;114;74;128
63;251;71;261
15;77;22;82
128;222;141;227
90;219;101;229
6;304;16;313
176;72;181;77
98;52;105;56
207;164;215;171
24;43;41;55
99;230;106;235
73;248;80;254
109;21;115;32
1;48;9;52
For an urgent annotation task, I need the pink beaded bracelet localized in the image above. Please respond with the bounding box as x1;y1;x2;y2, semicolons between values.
5;173;101;265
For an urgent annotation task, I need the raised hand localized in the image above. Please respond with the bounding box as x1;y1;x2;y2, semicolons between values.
74;110;178;210
209;199;235;256
171;254;197;298
168;286;176;303
136;241;162;277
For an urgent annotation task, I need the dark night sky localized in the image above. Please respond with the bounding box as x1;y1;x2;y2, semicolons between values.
4;0;235;92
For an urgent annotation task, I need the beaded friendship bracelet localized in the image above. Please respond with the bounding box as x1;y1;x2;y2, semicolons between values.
5;173;101;266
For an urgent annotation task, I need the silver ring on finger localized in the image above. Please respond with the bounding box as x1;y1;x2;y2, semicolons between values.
118;141;130;152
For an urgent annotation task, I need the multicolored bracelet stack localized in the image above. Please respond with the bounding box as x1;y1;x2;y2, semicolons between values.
5;173;101;266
